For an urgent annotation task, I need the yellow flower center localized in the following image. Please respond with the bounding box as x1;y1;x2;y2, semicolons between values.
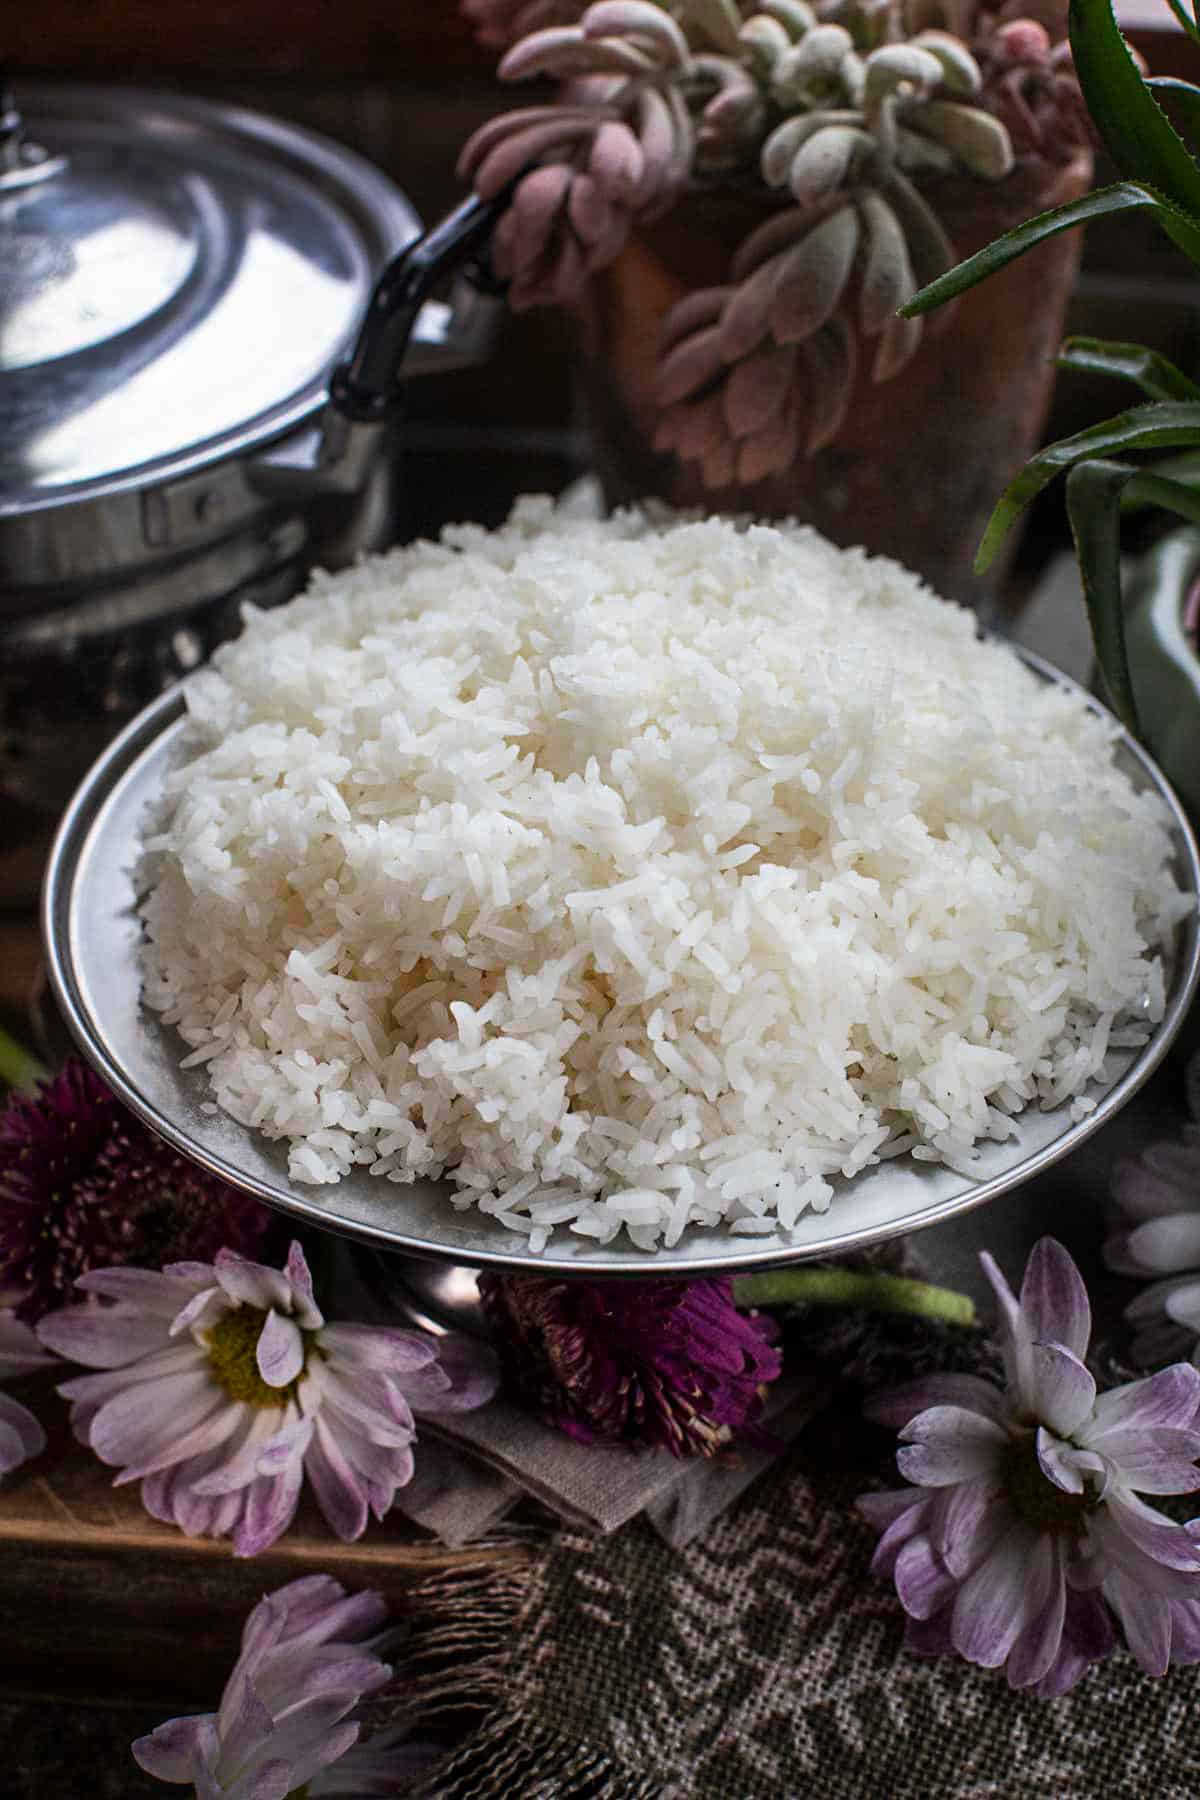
1000;1430;1097;1537
203;1306;312;1408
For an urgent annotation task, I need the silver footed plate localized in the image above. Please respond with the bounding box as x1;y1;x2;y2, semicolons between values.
42;654;1200;1279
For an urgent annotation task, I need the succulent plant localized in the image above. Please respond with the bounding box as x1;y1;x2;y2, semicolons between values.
460;0;1087;484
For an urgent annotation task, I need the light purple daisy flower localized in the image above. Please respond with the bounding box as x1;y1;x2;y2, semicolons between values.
37;1241;497;1556
133;1572;435;1797
0;1309;56;1480
860;1237;1200;1696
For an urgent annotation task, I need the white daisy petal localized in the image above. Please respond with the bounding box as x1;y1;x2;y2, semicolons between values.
257;1311;305;1389
1029;1342;1096;1438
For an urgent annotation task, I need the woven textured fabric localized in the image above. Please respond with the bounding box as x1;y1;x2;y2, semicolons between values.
408;1409;1200;1799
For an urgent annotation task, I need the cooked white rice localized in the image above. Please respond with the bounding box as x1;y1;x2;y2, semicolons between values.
139;498;1190;1251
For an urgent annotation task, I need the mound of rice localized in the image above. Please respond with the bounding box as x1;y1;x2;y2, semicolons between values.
140;499;1190;1251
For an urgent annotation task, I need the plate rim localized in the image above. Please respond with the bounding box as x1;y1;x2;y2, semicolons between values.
41;654;1200;1278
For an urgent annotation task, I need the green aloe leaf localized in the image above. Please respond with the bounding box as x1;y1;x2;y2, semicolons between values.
1069;0;1200;247
1148;74;1200;128
1153;1;1200;46
901;184;1189;318
1057;337;1200;402
1063;459;1143;737
1064;463;1200;738
1125;448;1200;495
975;401;1200;570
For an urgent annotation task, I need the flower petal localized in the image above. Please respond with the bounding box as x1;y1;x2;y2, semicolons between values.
856;1487;921;1533
415;1335;498;1413
1030;1586;1115;1697
256;1415;316;1479
1036;1429;1107;1498
867;1497;930;1578
1103;1489;1200;1572
951;1523;1040;1668
34;1304;167;1370
896;1406;1006;1487
75;1266;210;1314
1020;1238;1091;1361
314;1324;438;1376
933;1479;1007;1579
232;1460;304;1559
1005;1539;1067;1689
1029;1342;1096;1437
1080;1426;1200;1495
1090;1363;1200;1436
980;1251;1029;1399
0;1417;34;1477
284;1241;324;1330
190;1409;295;1496
88;1369;222;1469
131;1713;219;1782
273;1582;389;1653
304;1417;370;1543
0;1312;59;1379
1126;1214;1200;1276
865;1372;1007;1432
263;1720;361;1800
114;1396;245;1485
1165;1285;1200;1337
307;1366;413;1444
168;1287;228;1340
0;1392;45;1470
1111;1151;1199;1222
1105;1566;1173;1676
1167;1597;1200;1665
214;1250;294;1313
257;1311;304;1389
893;1534;958;1620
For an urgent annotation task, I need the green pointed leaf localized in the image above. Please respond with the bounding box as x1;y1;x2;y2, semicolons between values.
1069;0;1200;241
1126;448;1200;494
1120;468;1200;525
1153;0;1200;46
1060;464;1200;737
1057;336;1200;402
1148;75;1200;130
975;401;1200;570
1063;459;1143;737
901;184;1183;318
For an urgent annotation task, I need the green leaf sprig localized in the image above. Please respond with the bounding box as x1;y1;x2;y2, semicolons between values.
900;0;1200;733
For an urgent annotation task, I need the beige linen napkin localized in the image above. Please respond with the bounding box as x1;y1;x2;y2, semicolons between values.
337;1247;830;1549
402;1373;830;1548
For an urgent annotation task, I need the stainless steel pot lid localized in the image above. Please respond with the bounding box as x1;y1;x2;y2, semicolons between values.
1;84;419;510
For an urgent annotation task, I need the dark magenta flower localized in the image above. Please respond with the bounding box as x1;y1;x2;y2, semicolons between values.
0;1059;274;1321
478;1272;781;1457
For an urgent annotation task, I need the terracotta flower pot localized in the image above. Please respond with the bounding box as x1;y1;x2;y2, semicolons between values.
573;151;1092;612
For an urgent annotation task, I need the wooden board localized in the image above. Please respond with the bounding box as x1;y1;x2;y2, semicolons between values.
0;1381;524;1709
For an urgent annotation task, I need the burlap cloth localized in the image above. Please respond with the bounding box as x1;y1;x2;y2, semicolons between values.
399;1371;1198;1799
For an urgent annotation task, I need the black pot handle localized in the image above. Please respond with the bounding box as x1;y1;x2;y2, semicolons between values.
329;191;509;424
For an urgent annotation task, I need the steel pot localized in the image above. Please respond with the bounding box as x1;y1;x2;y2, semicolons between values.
0;81;501;877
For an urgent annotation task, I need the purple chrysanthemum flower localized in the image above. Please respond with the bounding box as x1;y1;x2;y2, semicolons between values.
133;1573;436;1797
859;1237;1200;1695
478;1272;781;1457
1107;1058;1200;1367
37;1242;497;1556
0;1309;57;1481
0;1059;274;1322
